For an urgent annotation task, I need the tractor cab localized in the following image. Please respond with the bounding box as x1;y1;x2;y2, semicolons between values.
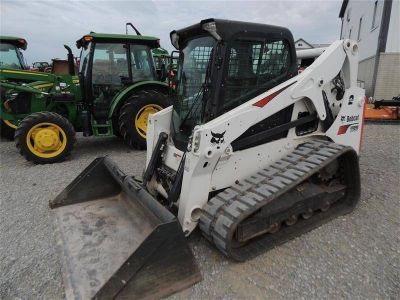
0;36;28;70
169;19;297;150
152;47;170;76
76;33;166;119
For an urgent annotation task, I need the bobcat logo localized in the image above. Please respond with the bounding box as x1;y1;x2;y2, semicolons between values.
348;95;354;105
210;131;226;149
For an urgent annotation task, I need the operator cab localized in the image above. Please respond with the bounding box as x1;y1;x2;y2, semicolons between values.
0;37;27;70
170;19;297;150
76;33;163;118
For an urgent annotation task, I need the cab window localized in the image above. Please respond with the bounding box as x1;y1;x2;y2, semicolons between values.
223;38;290;112
130;45;156;82
0;43;24;69
92;43;128;86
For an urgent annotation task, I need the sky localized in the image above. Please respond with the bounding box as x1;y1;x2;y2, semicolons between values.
0;0;343;65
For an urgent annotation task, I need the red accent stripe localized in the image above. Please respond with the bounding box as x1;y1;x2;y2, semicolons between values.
337;124;351;135
359;96;367;150
253;82;296;108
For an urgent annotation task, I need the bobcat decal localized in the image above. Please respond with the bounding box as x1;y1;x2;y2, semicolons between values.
210;131;226;149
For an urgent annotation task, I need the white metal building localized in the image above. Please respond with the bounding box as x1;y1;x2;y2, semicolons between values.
339;0;399;99
294;38;330;50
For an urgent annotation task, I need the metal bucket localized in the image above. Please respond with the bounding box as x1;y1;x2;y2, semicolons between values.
50;157;201;299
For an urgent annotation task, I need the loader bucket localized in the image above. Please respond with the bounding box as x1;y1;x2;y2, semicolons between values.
49;157;201;300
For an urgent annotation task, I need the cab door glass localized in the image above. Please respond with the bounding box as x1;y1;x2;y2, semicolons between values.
91;43;128;111
130;45;155;82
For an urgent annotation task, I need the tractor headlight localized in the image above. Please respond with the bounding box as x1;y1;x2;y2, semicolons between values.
201;21;221;41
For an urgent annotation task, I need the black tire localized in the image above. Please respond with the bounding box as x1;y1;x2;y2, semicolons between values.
15;111;76;164
118;90;171;149
0;120;16;141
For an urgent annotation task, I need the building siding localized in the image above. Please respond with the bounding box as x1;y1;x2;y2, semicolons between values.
340;0;384;60
386;0;400;53
374;53;400;99
339;0;398;99
358;55;377;96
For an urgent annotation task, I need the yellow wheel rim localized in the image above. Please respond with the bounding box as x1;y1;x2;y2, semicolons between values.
3;120;17;129
26;122;67;158
134;104;163;138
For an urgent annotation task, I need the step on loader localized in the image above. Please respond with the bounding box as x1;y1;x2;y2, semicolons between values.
50;19;366;299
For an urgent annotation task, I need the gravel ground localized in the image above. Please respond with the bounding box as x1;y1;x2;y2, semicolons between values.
0;124;399;299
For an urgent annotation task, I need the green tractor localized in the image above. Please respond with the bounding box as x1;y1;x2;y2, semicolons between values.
1;31;171;164
0;36;29;137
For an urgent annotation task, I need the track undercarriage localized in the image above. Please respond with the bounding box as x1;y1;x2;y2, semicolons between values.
200;139;360;261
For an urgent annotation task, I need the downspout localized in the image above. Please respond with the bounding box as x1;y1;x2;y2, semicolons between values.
371;0;393;97
340;18;344;39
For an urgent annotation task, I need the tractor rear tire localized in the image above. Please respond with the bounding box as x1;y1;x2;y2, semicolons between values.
15;112;76;164
118;90;171;149
1;120;17;141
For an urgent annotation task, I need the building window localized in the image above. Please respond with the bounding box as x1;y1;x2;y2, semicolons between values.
372;0;379;29
357;17;363;41
349;29;352;39
298;43;303;47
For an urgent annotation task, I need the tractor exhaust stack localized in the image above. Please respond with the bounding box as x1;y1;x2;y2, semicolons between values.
50;157;201;299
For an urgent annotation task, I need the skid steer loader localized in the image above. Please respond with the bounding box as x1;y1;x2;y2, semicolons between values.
50;19;366;299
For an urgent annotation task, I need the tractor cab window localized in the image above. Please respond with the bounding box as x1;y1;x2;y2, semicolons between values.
90;43;129;116
92;43;128;86
0;43;24;69
222;38;290;113
129;45;156;82
79;42;91;74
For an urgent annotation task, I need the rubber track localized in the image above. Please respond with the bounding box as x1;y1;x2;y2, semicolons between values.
199;139;360;261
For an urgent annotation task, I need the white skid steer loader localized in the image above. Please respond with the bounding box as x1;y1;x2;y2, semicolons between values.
50;19;366;299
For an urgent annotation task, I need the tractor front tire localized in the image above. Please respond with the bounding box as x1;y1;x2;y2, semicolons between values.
15;112;76;164
0;120;17;141
118;90;171;149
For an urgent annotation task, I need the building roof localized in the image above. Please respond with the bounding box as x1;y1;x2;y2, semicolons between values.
294;38;329;49
339;0;349;18
294;38;314;48
311;43;330;48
